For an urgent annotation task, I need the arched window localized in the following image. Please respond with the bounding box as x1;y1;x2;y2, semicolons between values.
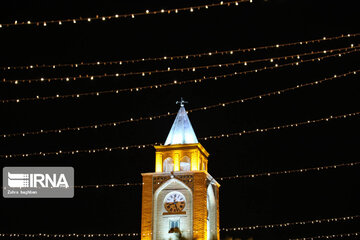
163;157;174;172
180;156;191;171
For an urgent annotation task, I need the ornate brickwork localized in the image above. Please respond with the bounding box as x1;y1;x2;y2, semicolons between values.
176;174;194;191
152;175;170;192
192;172;208;240
141;174;153;240
152;174;194;193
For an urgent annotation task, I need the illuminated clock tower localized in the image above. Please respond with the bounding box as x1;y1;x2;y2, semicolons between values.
141;98;220;240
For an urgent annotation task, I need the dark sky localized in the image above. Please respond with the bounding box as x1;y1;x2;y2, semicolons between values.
0;0;359;239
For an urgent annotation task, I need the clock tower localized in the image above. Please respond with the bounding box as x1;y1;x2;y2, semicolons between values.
141;99;220;240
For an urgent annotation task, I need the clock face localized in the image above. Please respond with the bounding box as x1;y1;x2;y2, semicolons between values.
164;191;186;213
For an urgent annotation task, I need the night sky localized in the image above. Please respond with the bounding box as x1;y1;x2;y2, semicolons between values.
0;0;359;239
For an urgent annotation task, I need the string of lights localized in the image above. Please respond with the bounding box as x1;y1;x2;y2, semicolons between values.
0;51;356;103
1;69;358;138
1;33;358;71
2;44;357;84
220;215;359;232
0;0;250;29
0;215;358;238
217;161;360;181
1;161;358;190
289;232;360;240
0;232;140;238
1;47;358;107
1;111;358;159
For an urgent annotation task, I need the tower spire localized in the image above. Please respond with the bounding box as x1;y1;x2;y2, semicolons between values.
164;98;198;145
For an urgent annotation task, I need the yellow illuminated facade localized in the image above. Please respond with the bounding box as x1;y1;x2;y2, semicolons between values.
155;143;209;172
141;102;220;240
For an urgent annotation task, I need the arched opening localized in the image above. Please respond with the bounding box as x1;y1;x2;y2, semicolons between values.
202;161;206;171
163;157;174;172
207;184;217;240
180;156;191;171
153;178;193;240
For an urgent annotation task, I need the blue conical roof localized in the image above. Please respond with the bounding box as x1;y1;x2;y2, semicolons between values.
164;106;198;145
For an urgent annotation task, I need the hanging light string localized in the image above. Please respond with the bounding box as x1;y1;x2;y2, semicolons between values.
1;47;358;106
1;33;358;71
0;0;250;29
1;215;358;238
220;215;359;232
198;112;359;141
1;111;359;159
2;49;359;105
1;68;358;138
2;44;357;84
2;161;356;190
217;161;360;181
2;47;358;104
289;232;360;240
0;232;140;238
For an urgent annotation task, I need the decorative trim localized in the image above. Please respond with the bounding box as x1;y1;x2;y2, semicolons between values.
152;173;194;193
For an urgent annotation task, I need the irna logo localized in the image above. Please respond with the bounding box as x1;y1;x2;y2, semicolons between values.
3;167;74;198
8;172;69;188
